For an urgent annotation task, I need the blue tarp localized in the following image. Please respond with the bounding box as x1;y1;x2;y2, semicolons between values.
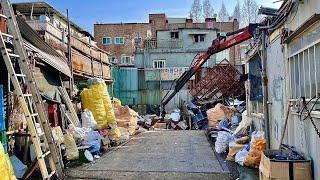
248;55;263;102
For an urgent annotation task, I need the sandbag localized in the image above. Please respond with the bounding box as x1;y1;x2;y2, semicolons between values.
207;103;237;128
0;142;16;180
64;133;79;160
112;98;122;108
108;127;122;140
114;106;138;136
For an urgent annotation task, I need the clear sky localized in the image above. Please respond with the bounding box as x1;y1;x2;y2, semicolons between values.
12;0;282;35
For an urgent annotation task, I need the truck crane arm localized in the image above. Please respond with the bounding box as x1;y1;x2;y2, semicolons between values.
161;23;259;117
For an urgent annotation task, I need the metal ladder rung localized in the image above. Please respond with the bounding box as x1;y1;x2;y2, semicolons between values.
0;14;7;19
40;151;51;159
38;132;45;137
45;170;56;179
8;53;20;58
0;32;13;38
16;74;26;77
30;113;39;117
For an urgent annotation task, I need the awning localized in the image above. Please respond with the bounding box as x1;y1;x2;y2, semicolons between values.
17;15;72;77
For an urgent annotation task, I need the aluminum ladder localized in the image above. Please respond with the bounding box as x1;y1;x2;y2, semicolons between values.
0;0;63;179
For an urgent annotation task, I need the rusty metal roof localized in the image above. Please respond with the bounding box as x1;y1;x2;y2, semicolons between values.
17;15;72;77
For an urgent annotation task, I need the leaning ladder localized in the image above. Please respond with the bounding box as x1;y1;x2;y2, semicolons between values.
0;0;63;179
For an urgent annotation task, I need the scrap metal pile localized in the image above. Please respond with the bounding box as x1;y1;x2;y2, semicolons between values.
190;59;245;102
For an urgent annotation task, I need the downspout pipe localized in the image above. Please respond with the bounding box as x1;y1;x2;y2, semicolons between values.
261;30;270;148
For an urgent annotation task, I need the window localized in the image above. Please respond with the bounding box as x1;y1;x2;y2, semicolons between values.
194;34;205;43
153;60;166;69
170;32;179;39
111;56;117;64
115;37;125;44
102;37;112;45
121;55;131;64
288;44;320;100
133;37;142;44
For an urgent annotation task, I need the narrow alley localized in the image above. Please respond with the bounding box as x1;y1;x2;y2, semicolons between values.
66;131;230;180
0;0;319;180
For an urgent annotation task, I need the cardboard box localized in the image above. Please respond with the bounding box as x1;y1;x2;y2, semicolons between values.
259;150;312;180
154;122;167;129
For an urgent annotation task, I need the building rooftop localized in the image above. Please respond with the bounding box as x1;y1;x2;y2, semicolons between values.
13;1;92;37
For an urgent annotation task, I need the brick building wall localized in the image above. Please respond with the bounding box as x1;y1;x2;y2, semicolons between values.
94;23;151;63
94;14;240;66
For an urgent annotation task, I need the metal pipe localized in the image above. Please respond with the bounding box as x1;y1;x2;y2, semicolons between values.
261;30;270;148
67;9;74;97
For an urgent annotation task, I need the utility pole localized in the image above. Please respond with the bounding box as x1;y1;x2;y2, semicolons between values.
261;29;270;148
67;9;74;97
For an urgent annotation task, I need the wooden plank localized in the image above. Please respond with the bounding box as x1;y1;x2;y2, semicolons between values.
102;64;111;79
58;87;80;127
93;60;102;77
71;49;92;75
70;36;90;55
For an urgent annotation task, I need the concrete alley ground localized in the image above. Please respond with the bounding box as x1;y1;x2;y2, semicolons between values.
66;130;230;180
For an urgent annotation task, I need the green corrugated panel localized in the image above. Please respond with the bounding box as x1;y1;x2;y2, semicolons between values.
140;90;160;105
118;91;141;105
113;68;138;91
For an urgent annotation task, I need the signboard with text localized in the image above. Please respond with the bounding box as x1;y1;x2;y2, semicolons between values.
145;67;191;81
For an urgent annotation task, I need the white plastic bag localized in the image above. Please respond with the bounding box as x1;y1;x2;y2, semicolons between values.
67;124;91;140
215;131;231;153
235;148;249;166
251;131;265;142
83;131;102;154
233;110;252;136
81;109;98;129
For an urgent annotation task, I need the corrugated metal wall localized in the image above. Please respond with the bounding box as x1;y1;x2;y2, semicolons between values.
111;67;161;107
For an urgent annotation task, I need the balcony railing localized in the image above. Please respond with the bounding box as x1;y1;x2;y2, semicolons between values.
144;39;183;50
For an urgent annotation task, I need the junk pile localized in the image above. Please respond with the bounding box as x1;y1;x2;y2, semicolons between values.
1;77;143;178
205;102;268;169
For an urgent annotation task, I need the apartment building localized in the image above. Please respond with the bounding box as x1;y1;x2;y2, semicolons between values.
94;14;240;66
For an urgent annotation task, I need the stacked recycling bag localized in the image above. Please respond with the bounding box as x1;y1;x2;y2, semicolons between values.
0;142;16;180
81;78;121;140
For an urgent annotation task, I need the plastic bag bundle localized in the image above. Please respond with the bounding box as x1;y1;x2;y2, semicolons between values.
112;98;122;108
207;103;237;128
87;78;105;86
235;148;249;166
67;124;91;140
81;79;116;129
83;131;103;154
63;133;79;161
0;142;16;180
81;109;98;129
115;105;138;136
215;131;232;153
244;137;266;168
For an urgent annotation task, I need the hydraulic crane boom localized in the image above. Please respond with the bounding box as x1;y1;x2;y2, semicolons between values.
161;23;259;116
